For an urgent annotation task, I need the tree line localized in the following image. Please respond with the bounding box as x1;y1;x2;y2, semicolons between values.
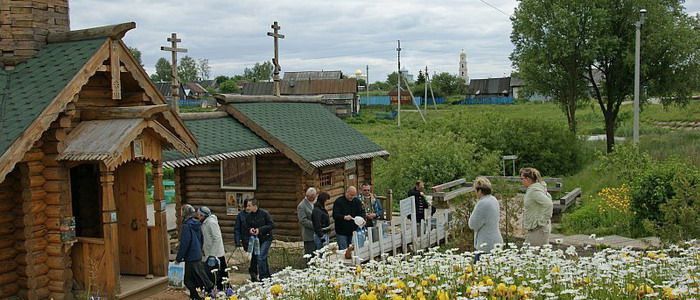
368;70;469;98
511;0;700;152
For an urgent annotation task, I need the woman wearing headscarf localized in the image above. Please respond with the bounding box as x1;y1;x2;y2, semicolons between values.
520;167;553;246
176;204;213;299
197;206;227;291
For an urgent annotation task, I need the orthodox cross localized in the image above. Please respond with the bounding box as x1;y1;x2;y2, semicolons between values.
160;33;187;112
267;21;285;97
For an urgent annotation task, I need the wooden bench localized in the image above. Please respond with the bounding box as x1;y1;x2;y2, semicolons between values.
552;188;581;222
483;176;563;193
429;178;474;208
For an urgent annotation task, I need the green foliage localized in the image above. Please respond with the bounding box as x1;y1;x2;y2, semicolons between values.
629;159;690;228
214;75;229;85
198;58;211;80
596;143;651;182
178;56;199;83
128;46;143;67
651;171;700;242
425;112;589;176
150;57;171;82
243;61;274;82
219;79;239;93
372;130;500;198
431;72;468;96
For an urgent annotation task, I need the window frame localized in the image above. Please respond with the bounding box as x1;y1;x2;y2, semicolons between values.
220;156;257;190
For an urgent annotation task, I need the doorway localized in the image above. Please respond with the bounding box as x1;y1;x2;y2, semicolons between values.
113;161;150;275
70;164;102;238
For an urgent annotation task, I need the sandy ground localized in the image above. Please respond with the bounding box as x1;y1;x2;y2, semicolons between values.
143;272;251;299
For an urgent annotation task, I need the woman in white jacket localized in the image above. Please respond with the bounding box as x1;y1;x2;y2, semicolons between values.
468;177;503;262
197;206;227;291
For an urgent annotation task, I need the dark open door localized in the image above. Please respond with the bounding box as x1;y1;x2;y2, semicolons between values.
114;161;149;275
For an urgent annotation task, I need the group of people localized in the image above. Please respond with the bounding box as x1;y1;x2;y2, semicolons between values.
177;198;274;300
468;167;554;261
297;183;384;257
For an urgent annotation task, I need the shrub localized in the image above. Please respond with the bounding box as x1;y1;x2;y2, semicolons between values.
647;170;700;242
373;131;500;198
629;159;689;228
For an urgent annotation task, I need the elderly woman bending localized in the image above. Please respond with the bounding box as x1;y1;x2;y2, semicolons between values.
468;177;503;261
520;167;553;246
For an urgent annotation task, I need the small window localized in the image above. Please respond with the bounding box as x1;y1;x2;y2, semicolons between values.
320;171;333;187
221;156;256;190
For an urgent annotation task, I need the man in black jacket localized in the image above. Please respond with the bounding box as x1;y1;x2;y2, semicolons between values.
244;198;275;280
332;186;366;250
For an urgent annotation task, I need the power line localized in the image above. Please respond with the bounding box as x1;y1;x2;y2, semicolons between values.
478;0;513;18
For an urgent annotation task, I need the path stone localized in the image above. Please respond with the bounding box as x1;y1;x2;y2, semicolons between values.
549;233;660;250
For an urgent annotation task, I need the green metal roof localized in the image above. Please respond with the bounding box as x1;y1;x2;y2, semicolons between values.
0;38;105;158
230;102;388;168
163;116;276;168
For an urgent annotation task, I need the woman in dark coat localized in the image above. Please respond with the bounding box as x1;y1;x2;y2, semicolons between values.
176;204;213;299
312;192;331;250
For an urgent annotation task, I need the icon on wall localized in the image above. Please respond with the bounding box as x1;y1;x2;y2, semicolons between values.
226;191;254;215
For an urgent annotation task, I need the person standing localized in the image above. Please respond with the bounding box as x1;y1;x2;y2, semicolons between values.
312;192;331;250
233;199;257;282
407;181;435;228
297;187;317;258
176;204;213;300
359;183;383;227
520;167;553;247
332;186;366;250
244;199;275;280
468;177;503;262
197;206;227;291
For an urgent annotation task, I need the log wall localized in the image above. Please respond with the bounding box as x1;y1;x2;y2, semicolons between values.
0;168;20;298
176;153;303;241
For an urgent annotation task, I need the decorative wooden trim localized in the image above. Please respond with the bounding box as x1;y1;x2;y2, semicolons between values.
110;40;121;100
163;147;277;168
224;105;316;174
0;40;110;183
96;65;127;72
214;94;322;104
147;120;194;157
310;150;389;168
47;22;136;44
81;104;170;120
117;41;199;154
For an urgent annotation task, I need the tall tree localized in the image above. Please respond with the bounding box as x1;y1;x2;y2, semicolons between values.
198;58;211;81
416;70;426;85
242;61;274;81
214;75;229;85
431;72;468;96
219;79;239;93
512;0;700;152
150;57;171;82
178;56;199;83
128;46;144;67
511;0;597;132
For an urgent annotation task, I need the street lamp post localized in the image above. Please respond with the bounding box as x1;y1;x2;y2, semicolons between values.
634;8;647;144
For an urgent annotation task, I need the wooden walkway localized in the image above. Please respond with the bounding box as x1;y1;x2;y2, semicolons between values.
548;233;660;249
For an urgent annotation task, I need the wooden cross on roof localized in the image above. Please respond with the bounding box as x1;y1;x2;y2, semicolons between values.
160;33;187;112
267;21;285;97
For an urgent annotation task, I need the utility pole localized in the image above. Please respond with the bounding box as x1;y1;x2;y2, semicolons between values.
267;21;285;97
424;66;428;111
366;65;370;109
634;9;647;144
160;33;187;113
397;40;401;127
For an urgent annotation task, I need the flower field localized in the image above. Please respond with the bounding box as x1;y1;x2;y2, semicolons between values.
237;243;700;300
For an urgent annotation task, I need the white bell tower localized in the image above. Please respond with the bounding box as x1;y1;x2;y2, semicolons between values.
459;49;469;84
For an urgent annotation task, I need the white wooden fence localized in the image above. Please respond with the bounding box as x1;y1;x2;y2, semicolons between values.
342;196;452;265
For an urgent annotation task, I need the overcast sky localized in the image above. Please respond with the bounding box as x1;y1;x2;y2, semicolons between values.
70;0;700;82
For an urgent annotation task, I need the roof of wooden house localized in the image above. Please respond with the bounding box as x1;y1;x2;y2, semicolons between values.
154;82;187;97
468;77;512;95
0;23;198;182
283;70;342;80
241;78;357;96
164;95;388;173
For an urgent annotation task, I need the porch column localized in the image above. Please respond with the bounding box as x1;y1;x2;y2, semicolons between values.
99;165;120;297
150;162;169;276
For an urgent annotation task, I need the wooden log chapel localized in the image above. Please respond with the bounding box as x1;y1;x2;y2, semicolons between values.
0;1;198;299
164;94;389;240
